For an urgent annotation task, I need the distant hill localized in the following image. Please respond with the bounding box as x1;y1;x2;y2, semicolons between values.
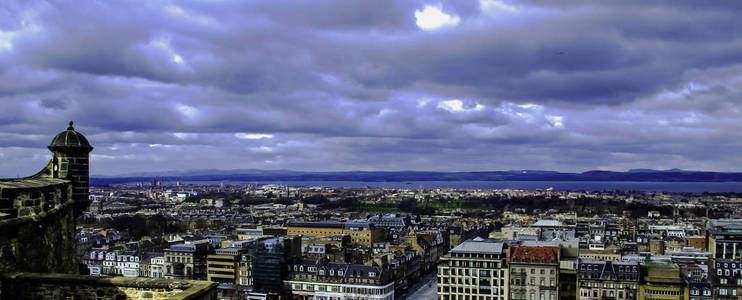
90;169;742;185
627;168;695;173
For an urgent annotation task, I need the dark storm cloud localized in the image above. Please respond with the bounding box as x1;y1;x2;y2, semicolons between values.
1;0;742;176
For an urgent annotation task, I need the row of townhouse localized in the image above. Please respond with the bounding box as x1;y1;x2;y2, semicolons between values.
437;236;742;300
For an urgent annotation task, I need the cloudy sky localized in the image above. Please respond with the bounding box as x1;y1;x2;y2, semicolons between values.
1;0;742;176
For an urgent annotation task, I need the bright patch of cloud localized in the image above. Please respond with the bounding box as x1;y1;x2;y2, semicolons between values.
680;113;700;124
250;146;274;152
437;99;484;112
149;37;187;66
545;115;564;128
417;99;432;108
415;4;460;31
480;0;518;16
164;4;218;26
518;104;542;110
235;133;274;140
378;108;396;116
500;102;554;124
173;54;184;64
176;104;198;120
0;30;15;52
173;132;197;139
149;143;171;148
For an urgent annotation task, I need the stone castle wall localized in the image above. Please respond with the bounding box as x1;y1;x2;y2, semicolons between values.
0;272;217;300
0;179;79;274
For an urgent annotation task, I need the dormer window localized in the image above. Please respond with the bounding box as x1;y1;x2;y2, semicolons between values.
319;270;325;275
338;270;343;276
369;272;376;277
293;265;297;271
330;269;334;276
300;265;304;272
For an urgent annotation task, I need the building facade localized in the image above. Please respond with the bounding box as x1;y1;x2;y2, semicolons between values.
707;219;742;260
509;246;559;300
288;221;385;247
577;258;639;300
284;258;395;300
437;237;509;300
711;258;742;299
164;241;210;280
637;261;686;300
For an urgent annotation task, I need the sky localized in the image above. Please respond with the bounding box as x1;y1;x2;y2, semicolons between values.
1;1;742;177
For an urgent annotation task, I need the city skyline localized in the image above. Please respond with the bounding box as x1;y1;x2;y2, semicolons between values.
2;1;742;177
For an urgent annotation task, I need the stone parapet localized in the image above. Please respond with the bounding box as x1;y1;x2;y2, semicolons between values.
0;272;217;300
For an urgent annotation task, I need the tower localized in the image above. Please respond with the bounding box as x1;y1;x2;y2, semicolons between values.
35;121;94;216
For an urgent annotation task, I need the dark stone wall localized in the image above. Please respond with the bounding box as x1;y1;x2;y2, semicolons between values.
0;185;79;274
0;136;91;275
1;272;217;300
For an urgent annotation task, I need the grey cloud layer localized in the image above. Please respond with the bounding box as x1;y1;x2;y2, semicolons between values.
1;0;742;176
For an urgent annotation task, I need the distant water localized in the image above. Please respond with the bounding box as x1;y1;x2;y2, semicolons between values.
167;180;742;193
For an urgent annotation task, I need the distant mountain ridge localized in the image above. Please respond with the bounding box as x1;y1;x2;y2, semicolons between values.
90;169;742;185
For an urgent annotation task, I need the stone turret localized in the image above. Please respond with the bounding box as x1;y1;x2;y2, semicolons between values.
34;121;93;216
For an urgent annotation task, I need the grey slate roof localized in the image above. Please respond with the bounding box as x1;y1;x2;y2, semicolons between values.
450;237;504;254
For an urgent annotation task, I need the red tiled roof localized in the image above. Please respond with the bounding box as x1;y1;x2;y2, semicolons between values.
510;246;559;265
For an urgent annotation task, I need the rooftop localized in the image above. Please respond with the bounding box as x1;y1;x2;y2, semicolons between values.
288;221;345;229
167;244;196;253
48;121;93;151
450;237;504;255
533;220;563;227
511;246;559;265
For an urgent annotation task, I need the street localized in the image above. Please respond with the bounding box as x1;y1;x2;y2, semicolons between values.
404;272;438;300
